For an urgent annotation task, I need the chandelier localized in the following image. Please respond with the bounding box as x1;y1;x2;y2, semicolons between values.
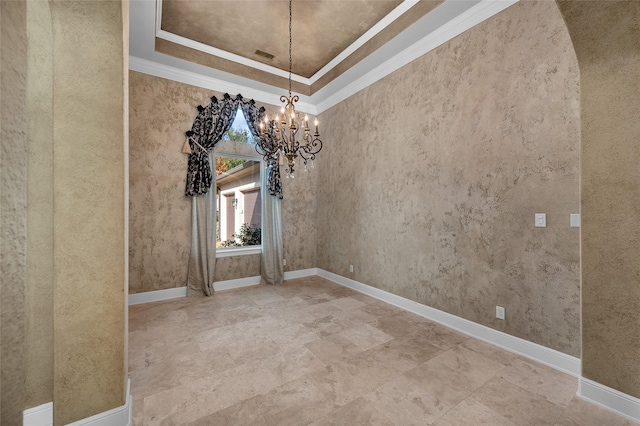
257;0;323;178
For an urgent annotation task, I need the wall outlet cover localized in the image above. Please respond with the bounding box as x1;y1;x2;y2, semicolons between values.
570;214;580;227
535;213;546;228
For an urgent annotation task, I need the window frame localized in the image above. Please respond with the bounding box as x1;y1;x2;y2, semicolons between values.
215;152;263;258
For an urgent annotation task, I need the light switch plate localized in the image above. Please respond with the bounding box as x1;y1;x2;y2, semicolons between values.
535;213;546;228
570;214;580;228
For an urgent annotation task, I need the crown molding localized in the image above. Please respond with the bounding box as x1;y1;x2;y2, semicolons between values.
308;0;420;85
312;0;518;113
131;0;519;114
129;56;318;115
154;0;421;86
156;29;307;84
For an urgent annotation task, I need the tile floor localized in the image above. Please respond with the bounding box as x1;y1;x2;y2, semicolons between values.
129;276;634;425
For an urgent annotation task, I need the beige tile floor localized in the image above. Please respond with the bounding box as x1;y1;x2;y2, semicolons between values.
129;276;635;426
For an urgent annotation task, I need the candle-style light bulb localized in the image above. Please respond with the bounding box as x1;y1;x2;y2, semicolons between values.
314;119;319;133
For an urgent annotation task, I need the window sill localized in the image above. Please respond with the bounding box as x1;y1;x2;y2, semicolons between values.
216;246;262;258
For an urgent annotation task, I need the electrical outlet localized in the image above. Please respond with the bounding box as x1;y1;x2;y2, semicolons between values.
349;264;354;273
570;214;580;228
283;259;286;266
496;306;505;320
535;213;546;228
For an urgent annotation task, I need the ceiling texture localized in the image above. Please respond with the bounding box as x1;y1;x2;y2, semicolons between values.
129;0;519;113
160;0;406;79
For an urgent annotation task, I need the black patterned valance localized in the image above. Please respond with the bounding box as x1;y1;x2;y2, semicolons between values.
184;94;282;198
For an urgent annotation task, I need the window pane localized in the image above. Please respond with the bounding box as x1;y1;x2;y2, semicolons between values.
216;155;261;248
221;107;257;145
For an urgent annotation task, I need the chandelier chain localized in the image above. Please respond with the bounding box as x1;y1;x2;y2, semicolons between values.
288;0;292;96
256;0;323;178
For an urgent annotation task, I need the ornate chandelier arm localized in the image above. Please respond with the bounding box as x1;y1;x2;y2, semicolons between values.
255;0;324;177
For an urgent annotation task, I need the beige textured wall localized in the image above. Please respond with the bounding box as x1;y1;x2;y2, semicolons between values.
51;2;126;423
281;151;318;274
1;1;28;424
317;1;581;356
129;72;317;293
558;0;640;399
129;71;206;293
1;3;128;422
25;0;54;409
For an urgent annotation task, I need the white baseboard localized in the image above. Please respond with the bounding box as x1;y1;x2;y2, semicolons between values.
23;402;52;426
284;268;319;280
316;268;581;377
128;286;187;305
127;276;262;304
24;380;132;426
128;268;323;305
579;378;640;424
213;275;261;291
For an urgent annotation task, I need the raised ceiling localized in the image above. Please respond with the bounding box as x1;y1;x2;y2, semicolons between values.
155;0;445;95
160;0;404;79
130;0;519;113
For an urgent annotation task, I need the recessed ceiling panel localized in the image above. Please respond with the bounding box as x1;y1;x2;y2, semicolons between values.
160;0;403;78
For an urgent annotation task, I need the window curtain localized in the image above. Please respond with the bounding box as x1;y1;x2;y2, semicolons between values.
259;158;284;285
185;94;238;295
186;151;217;296
238;99;284;285
185;94;284;294
184;94;238;197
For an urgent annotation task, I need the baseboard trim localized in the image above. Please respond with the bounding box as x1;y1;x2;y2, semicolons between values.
284;268;319;280
66;379;132;426
128;269;324;305
213;275;261;291
127;276;262;304
128;286;187;305
24;380;132;426
23;402;52;426
317;268;581;377
578;378;640;423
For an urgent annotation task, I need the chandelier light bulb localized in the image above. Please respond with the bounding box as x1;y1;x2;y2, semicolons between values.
255;0;323;177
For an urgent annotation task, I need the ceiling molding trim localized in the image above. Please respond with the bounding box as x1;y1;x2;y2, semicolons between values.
133;0;517;117
130;56;318;115
312;0;519;114
155;0;309;83
307;0;420;84
154;0;419;86
155;29;311;85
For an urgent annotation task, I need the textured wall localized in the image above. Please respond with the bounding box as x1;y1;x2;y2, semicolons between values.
281;151;318;274
25;0;54;409
0;1;28;424
558;0;640;398
317;1;581;356
129;72;317;293
51;2;126;423
129;71;207;294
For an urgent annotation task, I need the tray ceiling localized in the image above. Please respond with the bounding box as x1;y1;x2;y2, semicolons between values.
160;0;405;79
130;0;519;113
